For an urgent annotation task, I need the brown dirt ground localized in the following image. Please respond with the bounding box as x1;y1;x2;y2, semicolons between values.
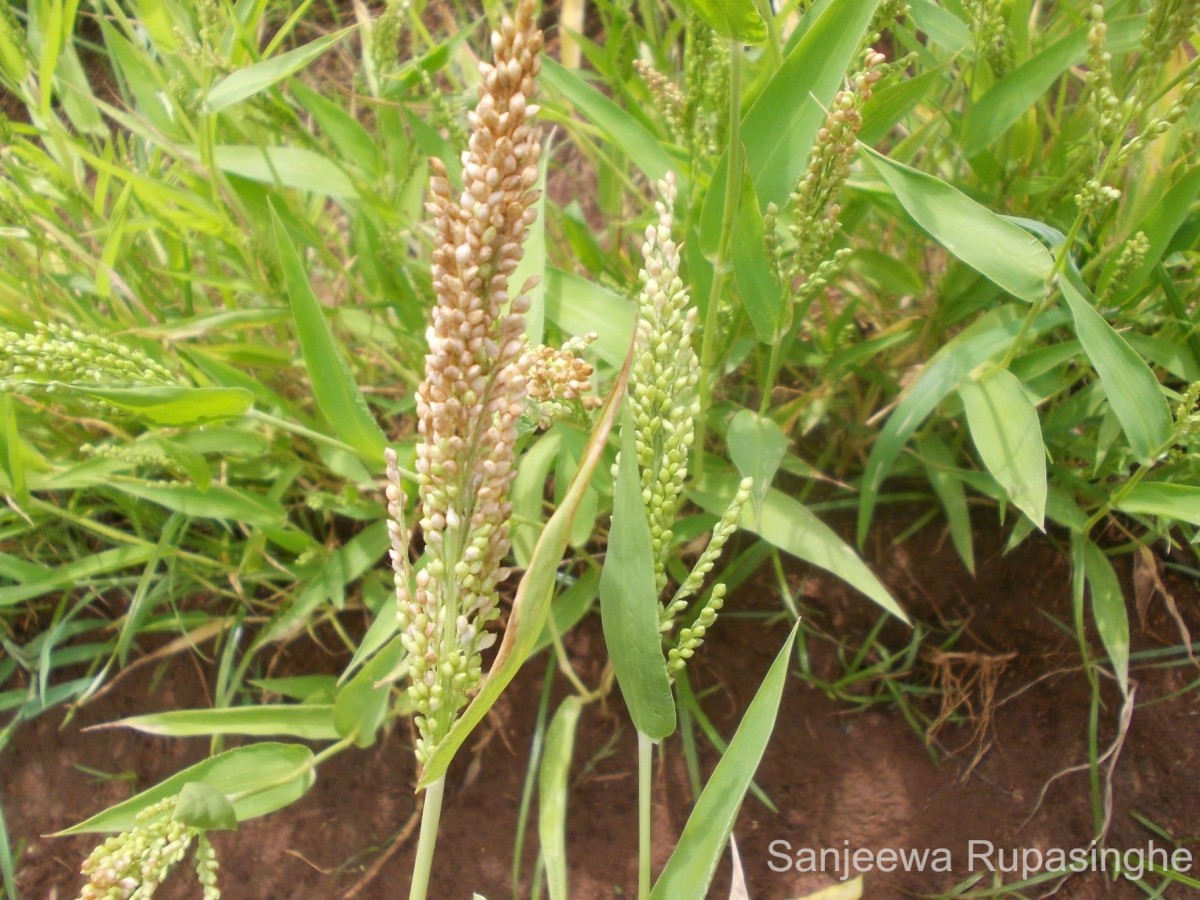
5;511;1200;900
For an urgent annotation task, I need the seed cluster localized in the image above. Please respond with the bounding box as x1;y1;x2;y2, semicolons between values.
1077;1;1200;216
621;175;752;673
393;0;544;762
0;322;174;387
525;333;601;429
627;175;701;597
784;49;887;296
77;798;220;900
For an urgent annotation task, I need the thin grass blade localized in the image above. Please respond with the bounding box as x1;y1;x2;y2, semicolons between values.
650;622;801;898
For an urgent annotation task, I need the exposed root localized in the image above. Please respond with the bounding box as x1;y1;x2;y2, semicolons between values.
924;648;1016;780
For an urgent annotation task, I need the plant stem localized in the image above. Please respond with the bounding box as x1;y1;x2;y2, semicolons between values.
409;776;446;900
637;731;654;900
752;0;783;71
696;40;743;476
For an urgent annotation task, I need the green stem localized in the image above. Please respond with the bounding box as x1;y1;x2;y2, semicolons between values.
410;776;446;900
1087;687;1104;835
759;331;786;416
696;41;743;477
1082;463;1152;534
637;731;654;900
752;0;783;71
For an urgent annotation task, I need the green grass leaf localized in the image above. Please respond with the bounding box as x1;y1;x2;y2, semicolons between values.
99;706;337;740
73;386;252;426
1116;482;1200;527
418;332;635;789
538;696;583;900
857;305;1070;545
917;436;975;573
542;59;673;181
1058;273;1171;465
650;621;800;899
960;13;1144;157
58;743;315;834
333;637;406;748
271;205;388;462
727;409;787;517
694;475;907;623
212;145;358;198
959;368;1047;529
731;170;782;344
1075;536;1130;695
600;416;676;741
204;27;354;112
679;0;767;43
863;147;1054;303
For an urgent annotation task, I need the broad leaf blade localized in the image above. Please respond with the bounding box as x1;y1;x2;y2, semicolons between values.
857;305;1070;545
333;637;407;747
103;705;338;740
694;475;907;623
1059;273;1171;465
1075;536;1130;695
863;147;1054;303
960;14;1144;156
700;0;882;251
78;386;252;426
918;436;975;573
174;783;237;831
59;743;315;834
959;368;1047;529
731;171;782;344
542;59;673;181
539;696;583;900
212;145;357;198
727;409;788;517
1117;482;1200;527
110;482;287;527
600;416;676;741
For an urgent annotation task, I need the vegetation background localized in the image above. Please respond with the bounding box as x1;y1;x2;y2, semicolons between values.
0;0;1198;897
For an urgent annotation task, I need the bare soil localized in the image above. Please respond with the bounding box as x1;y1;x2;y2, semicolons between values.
5;512;1200;899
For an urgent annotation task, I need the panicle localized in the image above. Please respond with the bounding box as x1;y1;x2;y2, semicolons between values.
77;797;220;900
626;173;701;596
391;0;545;762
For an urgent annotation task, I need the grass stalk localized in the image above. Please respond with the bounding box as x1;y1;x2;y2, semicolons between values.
409;777;446;900
637;731;654;899
696;40;743;475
